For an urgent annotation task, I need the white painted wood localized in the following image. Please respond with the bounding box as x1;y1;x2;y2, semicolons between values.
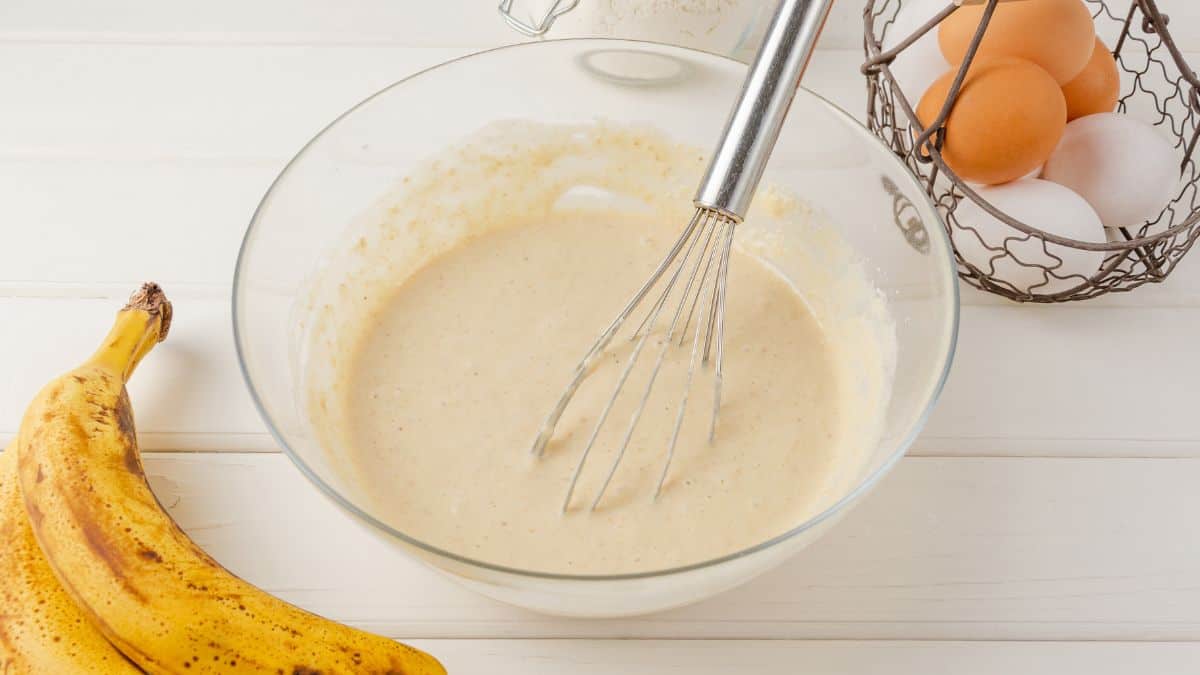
0;160;277;288
0;48;870;290
0;0;520;47
4;296;1200;457
1;0;1196;51
4;47;1200;303
0;47;864;162
0;297;269;446
1;40;1198;467
0;47;859;288
0;45;471;161
3;3;1199;662
409;639;1200;674
919;304;1200;456
32;451;1181;640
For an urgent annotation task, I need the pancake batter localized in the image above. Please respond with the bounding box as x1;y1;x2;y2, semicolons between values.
303;121;893;575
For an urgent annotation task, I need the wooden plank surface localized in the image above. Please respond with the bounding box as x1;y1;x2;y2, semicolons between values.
0;45;862;163
4;296;1199;458
0;44;469;161
0;1;947;48
1;0;1196;50
4;2;1200;666
408;640;1200;674
20;43;1200;458
2;450;1170;641
4;45;1200;301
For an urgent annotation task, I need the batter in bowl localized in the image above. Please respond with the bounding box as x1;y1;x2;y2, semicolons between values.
303;122;894;575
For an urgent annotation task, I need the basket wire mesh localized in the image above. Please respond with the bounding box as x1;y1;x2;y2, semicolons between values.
862;0;1200;302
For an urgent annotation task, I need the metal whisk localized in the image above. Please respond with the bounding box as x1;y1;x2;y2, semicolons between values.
532;0;835;511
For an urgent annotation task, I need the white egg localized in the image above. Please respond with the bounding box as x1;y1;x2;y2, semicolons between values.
1042;113;1179;229
953;179;1105;294
881;0;951;108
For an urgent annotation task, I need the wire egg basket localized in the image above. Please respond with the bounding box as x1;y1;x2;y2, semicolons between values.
863;0;1200;302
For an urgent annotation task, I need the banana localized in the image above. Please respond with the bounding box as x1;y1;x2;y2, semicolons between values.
0;446;143;673
16;284;446;675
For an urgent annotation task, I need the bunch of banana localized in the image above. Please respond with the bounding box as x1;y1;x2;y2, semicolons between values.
0;447;143;673
3;283;446;674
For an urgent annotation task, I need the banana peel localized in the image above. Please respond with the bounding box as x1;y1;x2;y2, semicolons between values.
0;446;144;673
16;284;446;675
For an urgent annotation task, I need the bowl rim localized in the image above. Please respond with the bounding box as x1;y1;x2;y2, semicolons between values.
232;37;961;582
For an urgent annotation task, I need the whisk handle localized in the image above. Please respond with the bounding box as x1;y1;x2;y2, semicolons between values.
694;0;834;220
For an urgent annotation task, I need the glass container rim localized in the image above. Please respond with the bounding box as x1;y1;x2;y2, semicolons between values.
232;37;962;583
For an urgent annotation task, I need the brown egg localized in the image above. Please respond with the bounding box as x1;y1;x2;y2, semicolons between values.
939;0;1096;84
917;57;1066;185
1062;37;1120;120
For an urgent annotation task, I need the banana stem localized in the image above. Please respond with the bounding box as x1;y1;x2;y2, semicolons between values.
87;283;172;383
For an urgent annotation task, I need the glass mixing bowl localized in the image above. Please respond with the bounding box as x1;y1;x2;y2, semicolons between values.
234;39;959;617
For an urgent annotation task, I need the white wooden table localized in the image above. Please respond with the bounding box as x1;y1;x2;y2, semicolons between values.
4;2;1200;672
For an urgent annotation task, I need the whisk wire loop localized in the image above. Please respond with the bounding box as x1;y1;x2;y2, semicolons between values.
529;209;706;460
544;208;737;512
586;214;735;511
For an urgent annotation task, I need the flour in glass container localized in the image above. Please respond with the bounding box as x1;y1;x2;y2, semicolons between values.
302;121;895;575
553;0;766;55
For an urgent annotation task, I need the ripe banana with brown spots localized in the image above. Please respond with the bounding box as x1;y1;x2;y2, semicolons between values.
16;284;446;675
0;446;143;673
